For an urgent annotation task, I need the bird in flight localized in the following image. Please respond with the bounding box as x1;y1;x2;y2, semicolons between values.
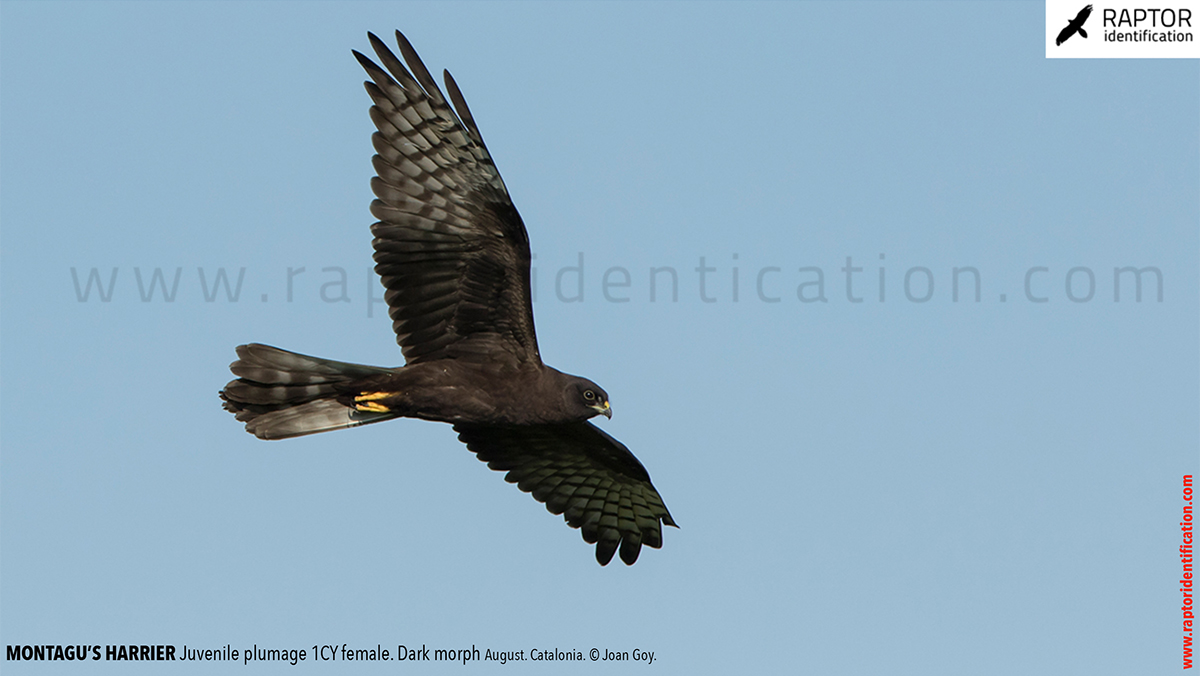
1056;4;1093;46
220;31;675;566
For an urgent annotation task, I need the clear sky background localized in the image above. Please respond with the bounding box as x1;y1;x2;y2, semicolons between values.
2;1;1197;674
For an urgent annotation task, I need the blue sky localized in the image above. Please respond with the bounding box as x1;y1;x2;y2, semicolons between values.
2;1;1197;674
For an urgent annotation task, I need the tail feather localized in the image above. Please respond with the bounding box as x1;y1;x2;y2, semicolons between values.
241;399;396;440
220;343;398;440
229;343;390;383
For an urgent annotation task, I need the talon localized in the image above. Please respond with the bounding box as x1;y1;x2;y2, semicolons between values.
354;391;393;412
355;401;391;413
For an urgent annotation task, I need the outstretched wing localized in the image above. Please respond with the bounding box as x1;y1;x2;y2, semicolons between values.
354;32;540;366
454;422;677;565
1074;4;1093;24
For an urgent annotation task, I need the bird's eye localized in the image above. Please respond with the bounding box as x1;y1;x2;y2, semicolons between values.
584;390;595;400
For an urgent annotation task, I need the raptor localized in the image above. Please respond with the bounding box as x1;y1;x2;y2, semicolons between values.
220;31;675;566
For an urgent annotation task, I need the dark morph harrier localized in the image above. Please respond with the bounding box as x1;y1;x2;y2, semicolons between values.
219;31;675;565
1056;4;1093;46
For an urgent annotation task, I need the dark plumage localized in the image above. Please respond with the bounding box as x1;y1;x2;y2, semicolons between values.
219;31;675;566
1056;4;1093;46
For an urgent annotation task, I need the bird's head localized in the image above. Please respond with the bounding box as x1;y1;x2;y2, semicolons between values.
565;377;611;421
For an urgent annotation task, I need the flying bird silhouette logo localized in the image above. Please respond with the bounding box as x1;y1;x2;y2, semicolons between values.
1056;4;1094;46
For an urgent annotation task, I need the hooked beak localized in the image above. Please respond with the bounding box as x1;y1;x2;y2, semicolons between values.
591;400;612;419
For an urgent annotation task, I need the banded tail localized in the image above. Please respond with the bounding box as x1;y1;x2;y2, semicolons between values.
220;343;397;440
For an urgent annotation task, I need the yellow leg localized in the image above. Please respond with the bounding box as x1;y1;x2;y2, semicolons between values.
354;391;393;412
355;401;391;413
